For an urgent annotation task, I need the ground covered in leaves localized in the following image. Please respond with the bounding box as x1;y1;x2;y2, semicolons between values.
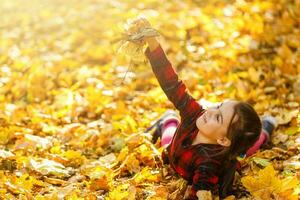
0;0;299;199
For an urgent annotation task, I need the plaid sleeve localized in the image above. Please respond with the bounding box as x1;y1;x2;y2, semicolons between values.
145;45;202;119
186;162;219;199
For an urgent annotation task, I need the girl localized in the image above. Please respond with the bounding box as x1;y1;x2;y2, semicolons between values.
128;18;277;199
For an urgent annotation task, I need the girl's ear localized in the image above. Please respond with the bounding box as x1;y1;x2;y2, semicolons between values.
217;137;231;147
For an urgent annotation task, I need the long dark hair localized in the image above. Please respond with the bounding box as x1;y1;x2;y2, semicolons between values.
218;102;262;198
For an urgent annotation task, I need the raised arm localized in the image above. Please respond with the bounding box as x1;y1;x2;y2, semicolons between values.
145;38;203;120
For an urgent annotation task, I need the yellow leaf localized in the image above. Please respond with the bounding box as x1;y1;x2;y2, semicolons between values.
125;153;141;174
0;127;11;145
281;176;299;192
133;167;161;184
276;109;298;125
61;150;85;167
241;165;299;200
146;186;169;200
224;195;235;200
90;177;110;191
106;183;130;200
284;126;300;135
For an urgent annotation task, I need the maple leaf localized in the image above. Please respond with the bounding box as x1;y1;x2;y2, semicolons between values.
241;165;299;200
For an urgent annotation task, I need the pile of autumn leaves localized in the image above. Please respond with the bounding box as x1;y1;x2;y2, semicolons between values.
0;0;299;199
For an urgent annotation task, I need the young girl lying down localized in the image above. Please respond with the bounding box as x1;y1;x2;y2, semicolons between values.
127;18;277;200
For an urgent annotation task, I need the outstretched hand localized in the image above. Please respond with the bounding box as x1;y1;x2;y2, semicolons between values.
125;17;159;49
116;16;160;60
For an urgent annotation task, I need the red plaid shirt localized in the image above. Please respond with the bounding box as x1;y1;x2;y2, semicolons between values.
145;45;227;199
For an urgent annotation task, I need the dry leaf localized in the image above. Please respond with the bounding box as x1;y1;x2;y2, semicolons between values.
196;190;213;200
241;165;299;200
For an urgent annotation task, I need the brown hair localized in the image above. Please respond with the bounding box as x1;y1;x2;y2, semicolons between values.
225;101;262;159
218;101;262;198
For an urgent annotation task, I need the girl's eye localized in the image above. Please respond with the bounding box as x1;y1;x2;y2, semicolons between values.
214;105;220;109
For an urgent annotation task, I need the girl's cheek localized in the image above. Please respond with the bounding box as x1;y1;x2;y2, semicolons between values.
196;117;201;129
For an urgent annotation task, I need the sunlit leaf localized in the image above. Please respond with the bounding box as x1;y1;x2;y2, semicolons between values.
29;158;70;177
241;165;299;200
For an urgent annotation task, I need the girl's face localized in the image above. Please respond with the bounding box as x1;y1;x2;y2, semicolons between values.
196;100;238;146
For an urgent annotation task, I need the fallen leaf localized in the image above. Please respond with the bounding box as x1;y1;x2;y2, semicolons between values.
0;149;15;159
29;158;70;178
251;157;271;167
241;165;299;200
